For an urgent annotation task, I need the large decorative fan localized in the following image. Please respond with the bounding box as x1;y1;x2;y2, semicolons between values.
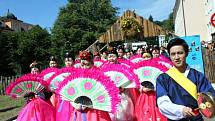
129;54;144;63
133;60;168;88
6;74;46;98
153;55;173;68
93;60;105;68
56;68;120;113
39;68;58;81
73;62;81;68
47;67;75;91
118;60;134;68
101;64;139;88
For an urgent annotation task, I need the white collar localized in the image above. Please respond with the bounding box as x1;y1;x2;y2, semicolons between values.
183;65;190;77
173;65;190;77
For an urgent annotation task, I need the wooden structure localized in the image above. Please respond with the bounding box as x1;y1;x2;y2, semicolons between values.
98;10;169;43
202;48;215;83
0;76;17;95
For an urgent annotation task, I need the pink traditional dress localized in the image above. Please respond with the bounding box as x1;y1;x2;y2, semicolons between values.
135;90;167;121
71;108;111;121
127;88;140;106
17;97;56;121
110;91;134;121
6;74;56;121
56;99;74;121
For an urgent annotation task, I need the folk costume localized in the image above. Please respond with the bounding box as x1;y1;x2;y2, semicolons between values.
135;89;167;121
104;47;135;121
6;74;55;121
111;90;134;121
156;66;215;121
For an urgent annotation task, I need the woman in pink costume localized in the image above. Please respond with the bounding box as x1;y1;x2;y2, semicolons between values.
135;82;167;121
64;50;111;121
17;92;56;121
135;53;167;121
6;74;55;121
105;47;135;121
55;51;75;121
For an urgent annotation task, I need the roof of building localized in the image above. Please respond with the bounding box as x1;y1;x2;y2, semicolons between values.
0;9;23;22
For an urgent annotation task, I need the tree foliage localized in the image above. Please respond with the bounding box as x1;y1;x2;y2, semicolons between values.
154;12;174;32
148;15;153;22
161;12;174;31
0;25;51;75
0;31;17;75
51;0;118;60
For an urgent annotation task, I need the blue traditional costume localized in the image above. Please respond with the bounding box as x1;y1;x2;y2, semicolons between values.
156;66;215;121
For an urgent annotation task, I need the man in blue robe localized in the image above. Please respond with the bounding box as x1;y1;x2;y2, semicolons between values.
156;38;215;121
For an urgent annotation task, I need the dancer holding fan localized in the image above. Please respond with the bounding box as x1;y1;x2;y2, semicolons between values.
6;74;55;121
103;47;135;121
56;50;119;121
49;51;76;121
133;55;167;121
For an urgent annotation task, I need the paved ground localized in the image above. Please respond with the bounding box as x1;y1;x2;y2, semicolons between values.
204;117;215;121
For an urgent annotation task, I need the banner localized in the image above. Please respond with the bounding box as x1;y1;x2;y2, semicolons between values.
181;35;204;74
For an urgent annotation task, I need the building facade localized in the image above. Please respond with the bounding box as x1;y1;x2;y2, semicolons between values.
174;0;215;42
204;0;215;42
0;10;34;32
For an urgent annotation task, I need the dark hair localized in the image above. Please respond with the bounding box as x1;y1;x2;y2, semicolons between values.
50;56;58;62
167;38;189;56
107;46;118;56
117;45;124;52
151;46;160;52
64;52;74;61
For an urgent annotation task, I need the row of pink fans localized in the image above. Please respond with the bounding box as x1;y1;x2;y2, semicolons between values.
6;55;173;113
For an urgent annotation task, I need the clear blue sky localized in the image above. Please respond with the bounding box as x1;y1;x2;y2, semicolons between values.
0;0;176;29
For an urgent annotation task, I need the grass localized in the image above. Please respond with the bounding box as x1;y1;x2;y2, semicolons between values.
0;95;24;121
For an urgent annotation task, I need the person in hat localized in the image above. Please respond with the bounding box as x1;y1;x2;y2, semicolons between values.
30;60;40;74
79;50;94;69
106;46;119;64
49;56;58;68
151;46;160;58
64;51;74;67
156;38;215;121
93;52;101;61
117;45;126;62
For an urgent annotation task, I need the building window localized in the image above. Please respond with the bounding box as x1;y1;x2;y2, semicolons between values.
21;28;25;31
212;33;215;42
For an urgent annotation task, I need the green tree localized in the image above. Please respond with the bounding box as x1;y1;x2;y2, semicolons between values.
0;25;52;75
162;12;174;31
0;31;18;75
148;15;153;22
154;12;174;32
14;25;51;74
51;0;118;61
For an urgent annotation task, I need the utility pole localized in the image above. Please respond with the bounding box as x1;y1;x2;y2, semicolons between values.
182;0;187;36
